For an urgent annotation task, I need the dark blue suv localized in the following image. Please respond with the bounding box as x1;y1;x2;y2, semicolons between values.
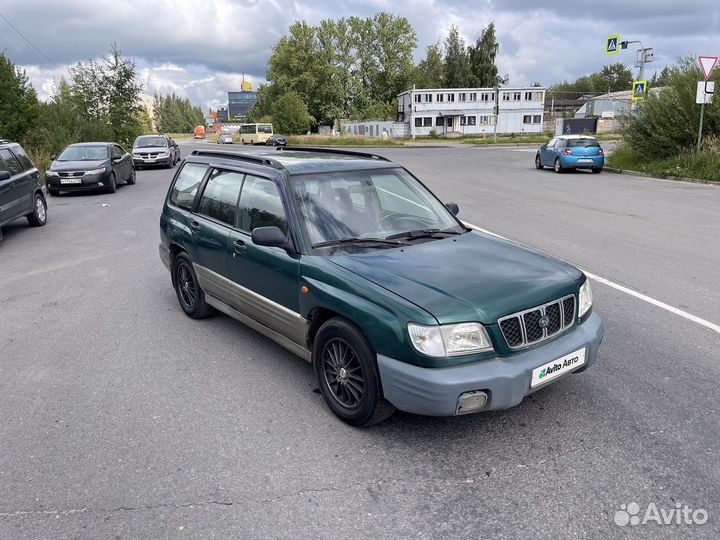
0;140;47;240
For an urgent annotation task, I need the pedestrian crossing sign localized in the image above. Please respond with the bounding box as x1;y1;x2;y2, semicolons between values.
632;80;648;101
606;36;619;55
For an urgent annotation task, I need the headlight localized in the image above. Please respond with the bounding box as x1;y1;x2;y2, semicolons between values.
578;279;593;318
132;153;140;157
408;322;493;357
157;152;169;157
85;168;107;175
46;170;59;177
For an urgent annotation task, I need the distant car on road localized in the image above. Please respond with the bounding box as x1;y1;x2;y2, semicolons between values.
217;134;234;144
265;134;287;147
0;139;47;238
536;135;604;174
46;142;135;195
132;135;180;169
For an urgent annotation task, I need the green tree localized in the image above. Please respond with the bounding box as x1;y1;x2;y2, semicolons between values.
468;22;499;87
272;91;313;134
595;63;633;93
413;43;445;88
622;55;720;156
443;25;470;88
0;52;39;141
366;12;417;104
153;92;204;133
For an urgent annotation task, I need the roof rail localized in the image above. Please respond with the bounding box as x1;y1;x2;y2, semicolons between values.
190;149;284;169
0;139;13;144
276;146;391;162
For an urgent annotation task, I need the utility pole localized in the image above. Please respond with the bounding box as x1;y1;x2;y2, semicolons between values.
493;75;509;143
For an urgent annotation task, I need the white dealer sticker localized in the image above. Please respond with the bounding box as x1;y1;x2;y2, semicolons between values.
530;348;586;388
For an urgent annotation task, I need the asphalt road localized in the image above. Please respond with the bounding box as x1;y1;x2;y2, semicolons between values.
0;141;718;539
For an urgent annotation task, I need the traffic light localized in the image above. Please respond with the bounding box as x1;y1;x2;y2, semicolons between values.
620;41;628;50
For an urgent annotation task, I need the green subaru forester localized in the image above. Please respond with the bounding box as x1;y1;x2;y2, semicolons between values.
159;148;604;426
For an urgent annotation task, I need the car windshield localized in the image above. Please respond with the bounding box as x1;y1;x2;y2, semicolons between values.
56;146;108;161
290;167;463;250
566;139;600;148
134;136;167;148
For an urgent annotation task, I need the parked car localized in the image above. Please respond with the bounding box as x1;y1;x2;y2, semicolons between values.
536;135;604;174
46;143;134;196
132;135;180;168
159;148;603;426
0;139;47;239
217;134;234;144
265;134;287;147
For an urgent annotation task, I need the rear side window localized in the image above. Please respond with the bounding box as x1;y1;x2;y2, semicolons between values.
11;147;34;170
170;163;207;210
0;155;8;175
197;169;244;226
238;175;288;234
567;139;600;147
0;149;23;176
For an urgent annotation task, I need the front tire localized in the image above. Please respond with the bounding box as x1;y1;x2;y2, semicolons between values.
554;158;564;174
127;169;136;185
172;253;213;319
535;154;543;169
106;173;117;193
313;318;395;427
26;194;47;227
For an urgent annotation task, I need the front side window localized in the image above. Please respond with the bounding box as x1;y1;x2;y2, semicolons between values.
290;168;462;249
0;149;23;176
170;163;207;210
112;145;124;159
258;124;273;134
197;169;244;226
238;175;288;234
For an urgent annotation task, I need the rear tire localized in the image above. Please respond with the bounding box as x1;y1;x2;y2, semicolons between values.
313;317;395;427
554;158;564;174
535;154;543;169
172;253;213;319
592;167;603;174
127;169;136;185
26;194;47;227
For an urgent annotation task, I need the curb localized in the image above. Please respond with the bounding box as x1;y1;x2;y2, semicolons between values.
604;167;717;185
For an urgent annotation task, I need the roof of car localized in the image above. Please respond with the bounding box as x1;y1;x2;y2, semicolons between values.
188;148;395;175
557;135;597;139
67;142;112;147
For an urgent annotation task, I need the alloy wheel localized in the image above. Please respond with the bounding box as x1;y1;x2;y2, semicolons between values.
321;338;366;410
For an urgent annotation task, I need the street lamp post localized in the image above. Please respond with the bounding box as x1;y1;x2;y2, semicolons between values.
493;75;509;143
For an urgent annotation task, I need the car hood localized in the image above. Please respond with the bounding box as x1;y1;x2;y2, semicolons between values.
326;231;584;325
133;146;168;153
50;160;108;171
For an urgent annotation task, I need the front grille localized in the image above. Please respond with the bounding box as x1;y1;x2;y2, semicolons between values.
138;152;160;159
59;171;84;178
498;295;576;350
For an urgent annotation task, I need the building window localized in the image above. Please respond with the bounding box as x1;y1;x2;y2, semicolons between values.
513;92;521;101
414;94;421;103
523;115;532;124
447;93;455;102
478;115;490;125
533;115;542;124
524;92;532;101
461;115;476;126
423;93;433;103
436;93;444;102
482;92;495;102
415;117;432;127
502;92;510;101
469;92;477;101
436;117;445;127
458;93;466;102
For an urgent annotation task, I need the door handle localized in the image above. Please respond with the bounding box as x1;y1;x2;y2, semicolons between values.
190;220;201;231
232;239;247;253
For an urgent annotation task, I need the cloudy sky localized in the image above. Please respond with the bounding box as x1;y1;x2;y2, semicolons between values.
1;0;719;112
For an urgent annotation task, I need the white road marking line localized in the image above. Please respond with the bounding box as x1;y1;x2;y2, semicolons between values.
462;221;720;335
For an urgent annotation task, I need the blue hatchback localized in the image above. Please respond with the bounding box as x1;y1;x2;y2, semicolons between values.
535;135;604;174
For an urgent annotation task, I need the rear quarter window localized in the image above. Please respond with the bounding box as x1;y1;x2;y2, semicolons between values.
169;163;207;210
0;149;23;176
11;147;35;170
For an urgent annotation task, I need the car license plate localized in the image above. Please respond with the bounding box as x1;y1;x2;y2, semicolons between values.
530;348;586;388
144;158;155;162
578;158;593;163
60;178;82;184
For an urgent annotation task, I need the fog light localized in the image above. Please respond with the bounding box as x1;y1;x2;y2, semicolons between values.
455;390;488;415
98;182;104;187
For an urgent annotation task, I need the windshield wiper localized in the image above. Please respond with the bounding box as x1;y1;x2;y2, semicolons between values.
312;237;409;249
385;228;464;240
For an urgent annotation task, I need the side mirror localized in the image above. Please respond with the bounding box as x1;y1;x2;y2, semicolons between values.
252;226;290;248
0;170;10;181
50;155;56;161
445;202;460;216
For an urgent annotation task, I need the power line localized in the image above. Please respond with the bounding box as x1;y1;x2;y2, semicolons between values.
0;11;155;98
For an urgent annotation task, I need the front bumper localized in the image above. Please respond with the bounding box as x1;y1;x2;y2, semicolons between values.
133;156;172;166
560;155;604;169
377;311;604;416
47;172;111;191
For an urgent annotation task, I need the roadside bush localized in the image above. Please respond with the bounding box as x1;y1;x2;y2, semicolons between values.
621;55;720;157
608;140;720;182
272;91;314;135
